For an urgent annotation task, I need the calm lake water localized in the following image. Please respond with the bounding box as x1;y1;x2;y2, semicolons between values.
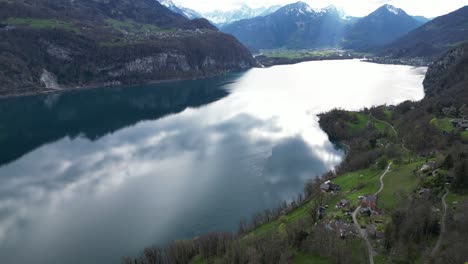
0;60;426;263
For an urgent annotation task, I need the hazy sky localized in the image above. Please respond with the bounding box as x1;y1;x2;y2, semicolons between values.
173;0;468;17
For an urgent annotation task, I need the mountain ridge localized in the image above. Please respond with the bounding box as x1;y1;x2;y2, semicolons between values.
381;6;468;59
202;4;281;26
342;4;424;50
0;0;255;96
222;2;426;50
222;2;347;49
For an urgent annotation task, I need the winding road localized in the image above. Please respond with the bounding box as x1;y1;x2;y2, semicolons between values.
431;190;448;258
352;163;392;264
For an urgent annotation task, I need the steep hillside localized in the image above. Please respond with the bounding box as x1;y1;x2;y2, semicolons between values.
222;2;347;49
381;6;468;58
423;42;468;102
0;0;255;96
343;4;424;51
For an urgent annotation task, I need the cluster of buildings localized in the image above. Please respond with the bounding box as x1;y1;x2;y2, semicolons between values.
320;180;340;193
359;195;379;215
0;23;15;31
451;118;468;131
318;180;388;240
421;161;438;172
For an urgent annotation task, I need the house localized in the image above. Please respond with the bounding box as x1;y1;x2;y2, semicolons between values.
460;123;468;131
336;199;350;208
419;188;432;199
0;24;15;31
320;181;340;192
361;195;378;212
451;118;468;131
450;118;464;125
325;220;355;239
421;161;437;172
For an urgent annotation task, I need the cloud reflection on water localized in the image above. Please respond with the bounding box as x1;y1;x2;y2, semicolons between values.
0;60;426;264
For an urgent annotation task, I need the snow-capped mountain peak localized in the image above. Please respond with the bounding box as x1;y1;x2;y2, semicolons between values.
159;0;174;8
383;4;404;15
156;0;202;20
202;4;281;25
279;2;317;16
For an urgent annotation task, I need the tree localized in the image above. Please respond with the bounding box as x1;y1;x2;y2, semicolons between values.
441;154;454;170
452;159;468;192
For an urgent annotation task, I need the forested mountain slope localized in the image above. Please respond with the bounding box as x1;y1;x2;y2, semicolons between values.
0;0;255;96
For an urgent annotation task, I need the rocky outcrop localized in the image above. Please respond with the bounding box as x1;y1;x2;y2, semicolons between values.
40;69;61;90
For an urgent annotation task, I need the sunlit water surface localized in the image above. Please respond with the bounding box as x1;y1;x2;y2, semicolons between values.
0;60;426;263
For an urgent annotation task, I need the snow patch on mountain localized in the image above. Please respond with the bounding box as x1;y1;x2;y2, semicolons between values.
202;4;281;25
385;4;403;15
157;0;201;19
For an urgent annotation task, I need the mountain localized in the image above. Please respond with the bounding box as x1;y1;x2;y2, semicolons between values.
423;42;468;100
0;0;255;96
413;16;431;23
202;4;281;26
221;2;347;49
343;4;425;51
381;6;468;59
158;0;202;20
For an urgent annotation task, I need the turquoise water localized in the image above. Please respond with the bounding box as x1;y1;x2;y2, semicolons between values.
0;60;426;263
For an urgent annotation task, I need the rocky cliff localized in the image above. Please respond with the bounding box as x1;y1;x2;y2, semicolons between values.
0;0;255;96
423;42;468;102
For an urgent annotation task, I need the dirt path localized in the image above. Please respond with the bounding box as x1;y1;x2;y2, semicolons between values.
352;163;392;264
369;113;398;137
431;190;448;258
369;113;411;152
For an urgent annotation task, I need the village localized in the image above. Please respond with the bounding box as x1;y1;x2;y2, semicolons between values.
314;158;446;249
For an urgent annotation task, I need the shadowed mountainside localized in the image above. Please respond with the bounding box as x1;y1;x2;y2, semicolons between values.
381;6;468;59
0;0;255;96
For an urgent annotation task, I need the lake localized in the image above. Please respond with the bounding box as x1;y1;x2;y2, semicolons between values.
0;60;426;263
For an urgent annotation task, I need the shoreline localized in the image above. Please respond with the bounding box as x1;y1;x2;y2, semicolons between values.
0;70;244;100
256;55;358;67
0;56;430;99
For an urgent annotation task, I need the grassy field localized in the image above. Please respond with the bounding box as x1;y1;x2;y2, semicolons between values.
330;168;382;209
378;161;425;211
430;118;455;132
292;252;330;264
190;255;205;264
374;254;391;264
250;197;315;236
347;112;370;133
446;191;468;206
104;18;169;34
383;109;393;121
4;18;77;32
345;111;395;136
462;131;468;140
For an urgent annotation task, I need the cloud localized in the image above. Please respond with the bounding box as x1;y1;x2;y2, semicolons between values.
174;0;468;18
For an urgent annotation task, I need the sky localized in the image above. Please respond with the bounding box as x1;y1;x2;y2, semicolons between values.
173;0;468;18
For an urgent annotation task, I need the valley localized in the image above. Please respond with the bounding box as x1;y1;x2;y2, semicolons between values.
255;49;360;67
0;1;467;264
